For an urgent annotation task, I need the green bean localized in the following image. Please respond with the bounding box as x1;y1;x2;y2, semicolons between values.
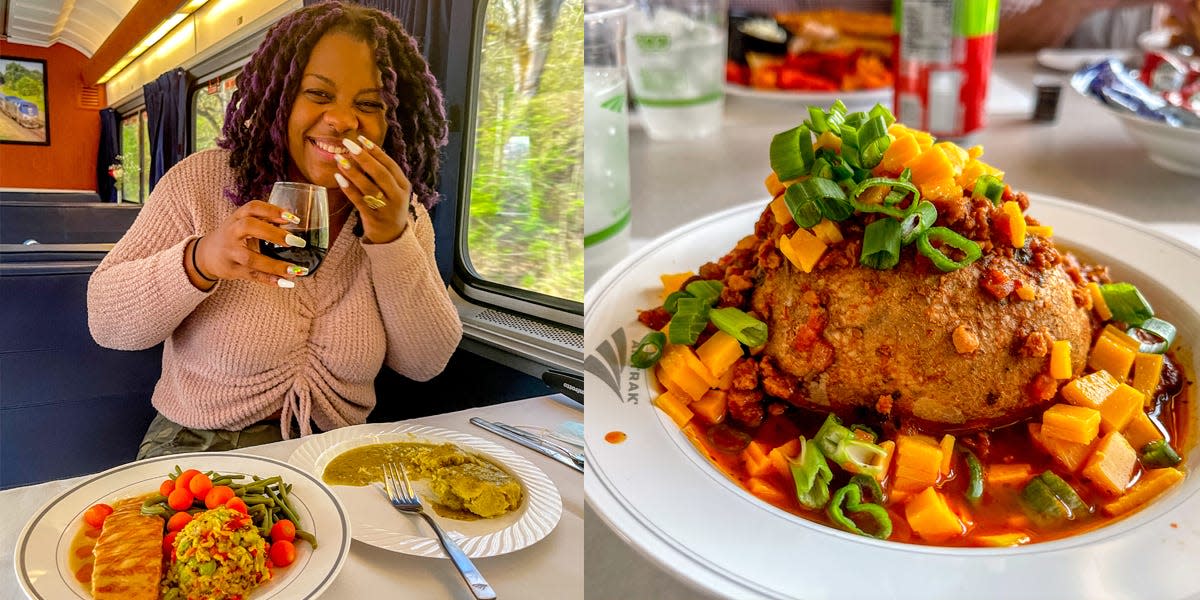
295;529;318;549
242;495;275;507
142;494;168;508
238;476;282;493
168;465;182;480
211;478;234;487
141;505;169;517
272;485;300;525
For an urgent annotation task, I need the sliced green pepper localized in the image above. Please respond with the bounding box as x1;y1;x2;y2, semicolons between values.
789;438;833;510
827;481;892;539
630;331;666;369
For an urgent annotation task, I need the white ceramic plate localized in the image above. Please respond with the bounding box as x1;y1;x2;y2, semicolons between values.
583;194;1200;600
1035;48;1131;73
15;453;351;600
725;82;891;110
288;422;562;558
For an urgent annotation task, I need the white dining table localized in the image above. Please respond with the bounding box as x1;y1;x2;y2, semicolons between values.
1;394;584;600
584;52;1200;599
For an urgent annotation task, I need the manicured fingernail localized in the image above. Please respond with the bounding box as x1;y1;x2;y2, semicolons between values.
357;135;375;150
333;172;349;188
285;234;307;248
341;138;362;155
282;211;300;224
277;278;296;289
336;155;351;169
287;265;309;276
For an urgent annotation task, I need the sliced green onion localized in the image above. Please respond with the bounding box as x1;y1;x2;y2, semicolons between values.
830;437;888;478
813;413;851;457
856;115;892;169
1128;317;1176;354
790;437;833;510
860;218;902;270
830;99;848;116
685;280;723;307
630;331;666;369
827;482;892;539
961;448;984;505
770;125;814;181
709;307;768;347
868;103;896;126
899;201;938;245
1140;440;1183;468
917;227;982;272
972;174;1004;206
842;111;867;129
839;124;861;168
1099;283;1154;326
663;290;689;314
783;182;825;228
806;106;843;135
666;297;709;346
810;157;833;180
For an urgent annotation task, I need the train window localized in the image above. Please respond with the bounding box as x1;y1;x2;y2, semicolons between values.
192;71;240;153
461;0;583;305
119;110;149;203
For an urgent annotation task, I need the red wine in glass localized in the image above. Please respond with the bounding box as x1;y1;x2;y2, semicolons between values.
259;182;329;276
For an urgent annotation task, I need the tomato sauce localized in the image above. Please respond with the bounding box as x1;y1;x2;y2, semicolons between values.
671;353;1192;547
605;431;628;444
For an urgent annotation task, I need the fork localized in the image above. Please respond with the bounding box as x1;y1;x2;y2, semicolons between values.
382;462;497;600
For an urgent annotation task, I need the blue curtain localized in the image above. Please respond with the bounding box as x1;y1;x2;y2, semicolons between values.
96;108;120;202
143;68;191;191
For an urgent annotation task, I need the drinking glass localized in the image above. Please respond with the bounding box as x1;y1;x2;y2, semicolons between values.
259;182;329;276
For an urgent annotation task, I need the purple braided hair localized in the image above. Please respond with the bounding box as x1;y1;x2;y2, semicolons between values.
219;0;448;210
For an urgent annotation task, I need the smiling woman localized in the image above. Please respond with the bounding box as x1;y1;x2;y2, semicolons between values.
86;0;463;453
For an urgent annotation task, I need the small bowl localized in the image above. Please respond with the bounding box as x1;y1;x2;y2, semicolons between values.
1105;105;1200;176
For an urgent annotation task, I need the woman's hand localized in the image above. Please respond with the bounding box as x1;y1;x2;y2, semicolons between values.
190;200;310;289
333;135;412;244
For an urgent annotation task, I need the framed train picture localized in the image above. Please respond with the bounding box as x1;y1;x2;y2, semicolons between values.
0;56;50;145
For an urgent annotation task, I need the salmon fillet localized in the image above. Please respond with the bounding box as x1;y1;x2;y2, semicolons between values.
91;495;164;600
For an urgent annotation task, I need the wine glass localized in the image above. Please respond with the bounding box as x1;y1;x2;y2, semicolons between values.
259;182;330;276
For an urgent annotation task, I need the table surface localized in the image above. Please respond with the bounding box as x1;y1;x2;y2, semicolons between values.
585;52;1200;600
2;395;583;600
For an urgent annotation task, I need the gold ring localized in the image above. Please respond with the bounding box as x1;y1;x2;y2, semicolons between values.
362;194;387;210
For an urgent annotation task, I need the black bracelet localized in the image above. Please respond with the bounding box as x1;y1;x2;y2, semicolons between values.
192;236;217;282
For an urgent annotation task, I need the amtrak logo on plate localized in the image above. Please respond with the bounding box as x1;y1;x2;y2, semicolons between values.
585;326;646;406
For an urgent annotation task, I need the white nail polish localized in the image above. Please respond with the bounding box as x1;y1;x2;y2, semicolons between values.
285;233;307;248
341;138;363;155
357;135;375;150
277;278;296;289
333;173;349;188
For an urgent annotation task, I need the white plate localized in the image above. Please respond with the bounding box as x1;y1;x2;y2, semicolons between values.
15;452;351;600
288;422;562;558
583;194;1200;600
1035;48;1131;73
725;82;891;109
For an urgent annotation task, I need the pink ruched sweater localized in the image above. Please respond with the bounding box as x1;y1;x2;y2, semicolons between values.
87;149;463;438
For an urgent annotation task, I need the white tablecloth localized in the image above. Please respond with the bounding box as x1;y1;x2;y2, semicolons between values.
584;52;1200;600
2;395;583;600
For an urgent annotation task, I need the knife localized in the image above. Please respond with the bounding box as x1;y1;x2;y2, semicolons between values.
470;417;584;473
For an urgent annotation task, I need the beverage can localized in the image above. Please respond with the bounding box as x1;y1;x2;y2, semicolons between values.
893;0;999;141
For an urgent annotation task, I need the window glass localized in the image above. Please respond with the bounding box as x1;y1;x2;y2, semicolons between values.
193;72;239;152
465;0;583;303
120;113;143;203
140;111;150;199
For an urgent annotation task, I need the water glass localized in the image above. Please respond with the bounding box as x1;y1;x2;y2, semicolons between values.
259;182;330;276
626;0;728;140
585;0;633;287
